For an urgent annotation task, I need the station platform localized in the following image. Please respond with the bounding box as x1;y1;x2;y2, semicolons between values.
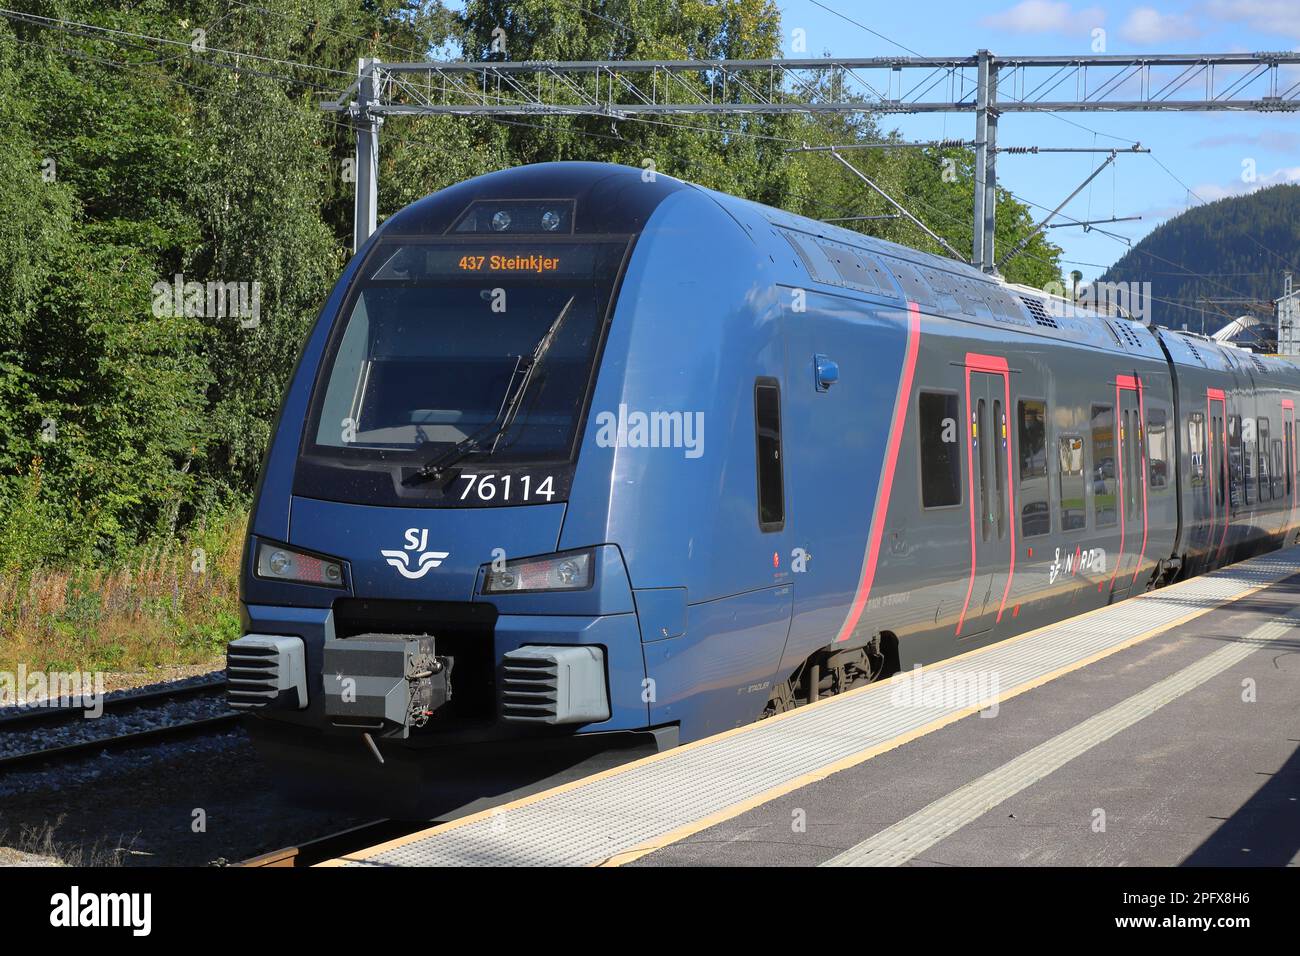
323;546;1300;867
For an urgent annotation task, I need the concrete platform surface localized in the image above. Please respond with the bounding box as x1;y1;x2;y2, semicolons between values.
634;575;1300;866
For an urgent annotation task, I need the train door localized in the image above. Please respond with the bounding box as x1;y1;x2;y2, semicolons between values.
1187;409;1208;556
1109;375;1147;599
1207;388;1228;566
1283;400;1296;540
956;355;1014;638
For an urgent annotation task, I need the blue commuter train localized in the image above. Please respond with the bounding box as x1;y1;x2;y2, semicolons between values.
229;162;1300;818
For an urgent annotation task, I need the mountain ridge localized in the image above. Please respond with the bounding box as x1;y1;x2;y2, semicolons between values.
1098;183;1300;336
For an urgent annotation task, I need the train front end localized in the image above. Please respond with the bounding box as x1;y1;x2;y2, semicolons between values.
229;164;687;818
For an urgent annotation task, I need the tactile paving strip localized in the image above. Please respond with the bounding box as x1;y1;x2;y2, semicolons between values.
339;547;1300;867
823;608;1300;866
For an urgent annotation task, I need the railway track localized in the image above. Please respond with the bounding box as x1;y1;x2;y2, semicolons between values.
0;676;240;772
0;675;227;730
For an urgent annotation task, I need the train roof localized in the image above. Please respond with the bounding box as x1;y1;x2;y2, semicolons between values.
380;163;1296;376
379;161;689;237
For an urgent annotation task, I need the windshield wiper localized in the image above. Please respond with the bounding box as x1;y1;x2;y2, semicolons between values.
403;296;576;485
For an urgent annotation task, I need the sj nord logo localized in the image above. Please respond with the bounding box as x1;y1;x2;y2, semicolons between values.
381;528;449;579
1049;545;1106;584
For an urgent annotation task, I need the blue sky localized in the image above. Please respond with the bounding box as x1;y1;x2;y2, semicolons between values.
776;0;1300;281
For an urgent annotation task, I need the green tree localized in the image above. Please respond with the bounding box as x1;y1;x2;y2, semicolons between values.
0;0;1065;578
0;21;209;563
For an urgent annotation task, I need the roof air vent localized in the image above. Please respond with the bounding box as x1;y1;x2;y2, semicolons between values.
1019;295;1058;329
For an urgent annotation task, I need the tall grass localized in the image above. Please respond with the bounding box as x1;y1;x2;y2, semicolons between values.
0;509;245;673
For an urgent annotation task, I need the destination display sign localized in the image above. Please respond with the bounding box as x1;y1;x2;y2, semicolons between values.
456;253;561;274
368;242;614;281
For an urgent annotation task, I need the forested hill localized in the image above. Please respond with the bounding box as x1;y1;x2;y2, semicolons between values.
1099;184;1300;335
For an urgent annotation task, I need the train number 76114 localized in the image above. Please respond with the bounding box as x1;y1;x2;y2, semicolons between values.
458;473;555;502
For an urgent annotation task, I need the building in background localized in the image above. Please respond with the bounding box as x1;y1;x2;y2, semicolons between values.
1277;274;1300;357
1213;314;1275;353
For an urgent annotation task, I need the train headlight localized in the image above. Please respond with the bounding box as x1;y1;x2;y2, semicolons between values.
491;210;512;232
255;541;345;588
540;209;562;232
481;549;593;594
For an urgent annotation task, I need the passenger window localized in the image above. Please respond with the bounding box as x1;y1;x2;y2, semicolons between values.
1229;415;1244;507
1018;399;1050;537
1018;400;1047;480
1125;409;1141;520
1272;438;1283;501
919;391;961;508
1090;404;1117;528
1258;418;1271;502
993;399;1005;540
1058;435;1087;532
978;398;989;541
1215;416;1226;508
1287;421;1294;498
1147;408;1168;490
1188;413;1205;486
754;379;784;531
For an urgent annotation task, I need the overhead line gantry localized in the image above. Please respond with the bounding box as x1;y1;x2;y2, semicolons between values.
323;51;1300;271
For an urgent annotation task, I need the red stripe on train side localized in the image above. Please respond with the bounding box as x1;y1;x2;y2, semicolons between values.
833;301;922;644
995;369;1016;621
1118;375;1149;589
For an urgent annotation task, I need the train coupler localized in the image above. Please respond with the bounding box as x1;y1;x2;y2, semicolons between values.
323;634;454;739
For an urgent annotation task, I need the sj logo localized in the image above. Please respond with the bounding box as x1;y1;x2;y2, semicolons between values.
380;528;449;580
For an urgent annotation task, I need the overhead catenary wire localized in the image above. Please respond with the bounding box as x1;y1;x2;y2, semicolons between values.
4;12;628;155
1148;150;1300;276
321;2;1291;299
0;7;355;79
227;0;436;64
897;184;1262;330
15;3;1289;312
0;7;344;92
794;0;1294;297
803;0;1140;147
19;30;1252;335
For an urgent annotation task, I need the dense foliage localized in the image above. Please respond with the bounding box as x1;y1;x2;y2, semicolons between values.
1100;184;1300;335
0;0;1063;578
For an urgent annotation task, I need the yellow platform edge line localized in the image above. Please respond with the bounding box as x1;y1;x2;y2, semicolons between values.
318;561;1293;868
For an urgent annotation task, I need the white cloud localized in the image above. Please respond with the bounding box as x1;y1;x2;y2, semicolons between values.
1189;166;1300;202
1207;1;1300;40
1134;168;1300;221
1119;7;1201;44
981;1;1106;35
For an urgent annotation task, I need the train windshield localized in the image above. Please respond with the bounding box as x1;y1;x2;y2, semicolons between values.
298;238;628;503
